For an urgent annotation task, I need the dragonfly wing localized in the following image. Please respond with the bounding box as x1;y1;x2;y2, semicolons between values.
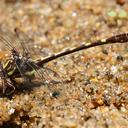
36;66;65;84
14;28;38;58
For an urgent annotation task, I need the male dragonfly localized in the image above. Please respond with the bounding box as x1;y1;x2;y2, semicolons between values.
0;26;127;95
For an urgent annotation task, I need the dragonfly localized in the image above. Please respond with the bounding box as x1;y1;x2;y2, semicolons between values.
0;26;128;96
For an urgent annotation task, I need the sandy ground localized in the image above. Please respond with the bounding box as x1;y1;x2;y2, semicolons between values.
0;0;127;127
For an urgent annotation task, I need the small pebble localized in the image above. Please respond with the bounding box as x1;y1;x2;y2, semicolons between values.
116;55;123;61
8;108;15;115
52;91;60;98
118;10;127;18
116;0;126;5
111;66;118;74
107;11;117;18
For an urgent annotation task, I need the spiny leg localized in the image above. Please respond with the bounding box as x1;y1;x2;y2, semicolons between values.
3;79;15;95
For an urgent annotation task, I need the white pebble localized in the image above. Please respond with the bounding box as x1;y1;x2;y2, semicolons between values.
8;108;15;115
111;66;118;74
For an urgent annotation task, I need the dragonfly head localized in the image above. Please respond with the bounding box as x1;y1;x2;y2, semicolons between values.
11;48;18;55
10;48;23;61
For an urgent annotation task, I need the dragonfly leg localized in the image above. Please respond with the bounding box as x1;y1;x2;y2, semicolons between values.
2;79;6;94
6;82;15;95
3;78;16;95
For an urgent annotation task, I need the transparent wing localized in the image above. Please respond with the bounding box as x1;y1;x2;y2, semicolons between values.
0;26;36;58
0;26;21;54
13;28;43;59
33;66;65;85
14;28;35;58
